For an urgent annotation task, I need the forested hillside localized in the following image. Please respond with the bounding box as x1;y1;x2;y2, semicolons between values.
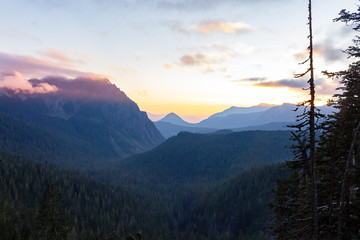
0;113;99;169
0;152;287;239
94;131;292;195
181;164;289;240
0;153;176;240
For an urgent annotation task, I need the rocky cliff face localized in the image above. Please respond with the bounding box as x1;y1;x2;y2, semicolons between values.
0;76;164;162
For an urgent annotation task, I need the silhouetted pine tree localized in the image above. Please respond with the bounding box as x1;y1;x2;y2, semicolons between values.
271;0;320;239
313;2;360;239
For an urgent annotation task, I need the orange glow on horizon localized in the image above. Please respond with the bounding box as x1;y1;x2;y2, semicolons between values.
137;102;230;123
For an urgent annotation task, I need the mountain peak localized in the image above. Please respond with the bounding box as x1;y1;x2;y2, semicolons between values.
1;76;130;102
207;104;276;119
160;112;184;122
40;76;130;102
158;112;191;127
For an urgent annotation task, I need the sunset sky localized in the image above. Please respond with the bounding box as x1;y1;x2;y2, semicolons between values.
0;0;358;122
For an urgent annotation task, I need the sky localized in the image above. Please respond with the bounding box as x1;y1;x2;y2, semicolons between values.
0;0;358;122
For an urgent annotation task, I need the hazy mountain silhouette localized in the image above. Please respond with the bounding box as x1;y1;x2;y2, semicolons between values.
153;103;335;138
208;103;276;119
154;121;216;138
157;112;193;126
197;103;334;129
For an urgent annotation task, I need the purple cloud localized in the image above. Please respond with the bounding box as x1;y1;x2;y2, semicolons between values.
253;79;307;89
0;52;87;78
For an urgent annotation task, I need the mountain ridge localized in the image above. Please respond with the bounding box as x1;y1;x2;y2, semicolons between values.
157;112;193;127
0;77;164;168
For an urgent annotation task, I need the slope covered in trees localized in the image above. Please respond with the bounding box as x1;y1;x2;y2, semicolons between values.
182;164;288;240
0;152;288;240
0;153;177;240
93;130;292;195
0;113;98;169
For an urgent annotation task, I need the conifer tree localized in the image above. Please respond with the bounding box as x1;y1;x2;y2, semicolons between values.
273;1;360;239
316;3;360;239
36;183;68;240
271;0;319;239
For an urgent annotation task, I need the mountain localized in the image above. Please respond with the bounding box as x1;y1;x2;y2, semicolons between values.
0;76;164;169
154;121;216;138
0;113;95;168
146;112;165;121
157;112;192;126
197;103;335;129
153;104;335;138
208;103;276;119
94;130;292;194
233;121;292;131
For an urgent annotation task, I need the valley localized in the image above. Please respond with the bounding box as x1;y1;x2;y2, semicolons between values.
0;77;294;239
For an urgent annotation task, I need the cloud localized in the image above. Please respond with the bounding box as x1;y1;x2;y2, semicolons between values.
0;71;58;94
0;52;86;78
251;78;338;95
164;20;189;34
164;64;173;69
253;79;307;89
314;43;344;63
206;43;233;51
191;20;254;34
39;48;75;66
293;51;308;61
315;78;338;95
179;52;234;66
294;42;345;63
232;77;267;82
175;47;236;73
180;54;206;66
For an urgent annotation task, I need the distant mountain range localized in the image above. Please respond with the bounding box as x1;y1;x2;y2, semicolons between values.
208;103;276;119
154;103;335;138
0;76;164;169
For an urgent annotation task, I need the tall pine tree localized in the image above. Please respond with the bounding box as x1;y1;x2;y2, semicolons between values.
317;3;360;239
271;0;319;238
273;1;360;239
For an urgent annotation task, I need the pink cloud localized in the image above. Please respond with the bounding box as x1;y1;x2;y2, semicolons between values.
0;71;58;94
191;20;255;34
39;48;87;66
40;48;73;65
0;52;86;78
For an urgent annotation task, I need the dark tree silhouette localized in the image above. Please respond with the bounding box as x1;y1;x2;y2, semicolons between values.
36;183;68;240
272;0;320;238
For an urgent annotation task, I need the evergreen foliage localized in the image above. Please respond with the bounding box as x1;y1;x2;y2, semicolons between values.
272;2;360;239
0;152;286;239
36;184;68;240
0;153;174;240
95;130;292;196
184;164;288;239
